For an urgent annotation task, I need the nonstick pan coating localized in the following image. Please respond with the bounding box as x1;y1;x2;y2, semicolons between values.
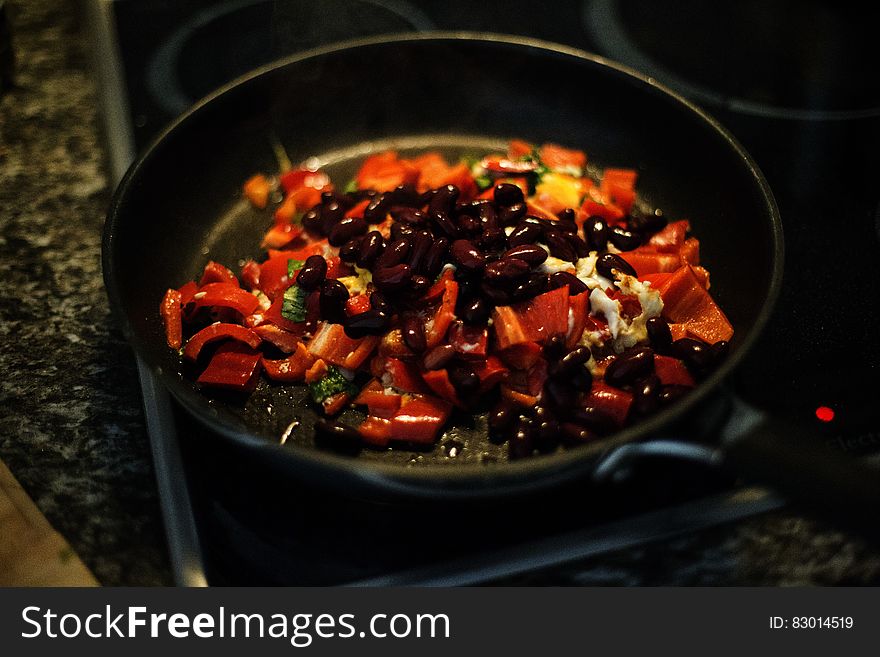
103;34;782;497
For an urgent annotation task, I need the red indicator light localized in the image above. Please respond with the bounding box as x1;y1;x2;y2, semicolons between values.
815;406;835;423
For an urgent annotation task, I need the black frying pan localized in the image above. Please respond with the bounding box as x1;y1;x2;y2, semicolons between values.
103;35;878;536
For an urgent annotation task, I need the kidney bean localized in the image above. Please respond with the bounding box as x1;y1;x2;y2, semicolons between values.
295;254;327;291
632;374;661;416
659;384;691;405
457;214;482;237
478;227;506;250
630;208;667;234
480;279;513;305
550;345;592;378
543;335;567;360
607;225;642;251
533;407;560;453
422;237;450;278
422;343;456;371
512;272;550;301
408;274;431;297
390;221;415;240
357;230;385;269
390;206;426;225
508;416;534;459
478;203;498;230
449;363;480;399
560;422;594;445
328;216;368;247
454;296;486;325
583;216;608;251
369;290;390;314
545;378;579;409
400;313;426;353
343;308;389;338
319;200;345;235
483;257;530;287
406;229;433;272
596;252;637;279
646;316;673;353
428;210;460;240
502;243;546;266
372;263;412;292
375;237;411;270
450;239;486;273
544;230;578;262
319;279;349;324
508;222;542;247
498;202;527;226
456;199;489;217
672;338;714;372
571;368;593;391
389;183;421;207
313;419;362;454
488;401;518;442
605;347;655;388
570;405;617;434
563;231;591;257
548;271;589;295
556;208;576;223
428;184;460;214
302;205;323;233
363;192;392;223
712;340;730;364
339;237;363;263
494;182;525;207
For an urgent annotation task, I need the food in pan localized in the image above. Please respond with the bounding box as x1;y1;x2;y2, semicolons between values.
159;140;733;458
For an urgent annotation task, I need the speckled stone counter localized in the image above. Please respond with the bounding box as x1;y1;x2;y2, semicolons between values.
1;0;878;586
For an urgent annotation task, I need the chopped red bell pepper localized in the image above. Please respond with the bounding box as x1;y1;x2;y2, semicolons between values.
345;294;372;317
243;174;270;209
353;379;402;419
264;293;304;332
480;154;539;176
618;251;681;277
192;282;260;317
647;220;690;253
199;261;239;287
389;395;452;444
497;341;543;370
240;260;261;291
679;237;700;265
566;290;590;349
261;222;304;250
258;252;300;299
586;381;633;428
501;384;540;408
261;342;314;382
279;168;331;212
305;358;328;383
507;139;534;158
578;187;626;226
654;355;696;387
539;143;587;171
252;323;303;352
381;357;429;395
356;151;419;191
691;266;710;289
160;288;183;350
423;266;454;304
308;322;379;369
448;321;489;360
655;265;733;343
177;280;199;307
493;285;569;349
421;369;464;408
472;355;509;393
197;343;262;392
425;278;459;349
524;200;559;221
358;415;393;447
183;322;262;361
322;391;351;416
345;199;371;219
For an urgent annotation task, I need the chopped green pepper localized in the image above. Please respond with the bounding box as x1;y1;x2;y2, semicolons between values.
281;284;309;323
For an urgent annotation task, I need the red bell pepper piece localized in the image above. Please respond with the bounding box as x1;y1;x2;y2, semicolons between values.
177;280;199;307
421;369;464;408
193;282;260;317
353;379;402;419
264;294;304;332
480;154;539;176
586;381;634;428
497;341;543;370
345;199;371;219
473;355;509;393
493;285;569;349
539;143;587;171
243;174;270;209
261;222;304;250
566;290;590;349
647;220;690;253
197;343;262;392
617;251;681;277
261;342;314;383
448;321;489;360
654;355;696;387
355;151;419;192
423;266;454;304
358;415;393;447
381;357;429;394
160;288;183;350
345;294;372;317
322;391;351;416
390;395;452;444
501;384;540;408
240;260;261;291
507;139;534;159
198;261;239;287
258;252;299;299
252;323;303;352
279;168;331;213
183;323;262;361
425;278;459;349
578;187;626;226
308;322;379;370
691;266;710;289
679;237;700;265
655;265;733;343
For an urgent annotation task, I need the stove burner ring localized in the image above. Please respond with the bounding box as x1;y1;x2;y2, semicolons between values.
147;0;434;116
582;0;880;121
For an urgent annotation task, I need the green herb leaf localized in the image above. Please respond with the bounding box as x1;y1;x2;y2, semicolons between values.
343;179;359;194
308;365;357;403
286;258;306;278
474;175;493;191
281;284;309;323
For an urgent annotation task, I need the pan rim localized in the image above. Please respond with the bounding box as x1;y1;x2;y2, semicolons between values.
103;32;784;497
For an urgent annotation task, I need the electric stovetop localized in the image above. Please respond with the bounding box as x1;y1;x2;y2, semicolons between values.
91;0;880;584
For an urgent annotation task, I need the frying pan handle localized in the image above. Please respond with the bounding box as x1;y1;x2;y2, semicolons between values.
592;440;721;484
721;412;880;544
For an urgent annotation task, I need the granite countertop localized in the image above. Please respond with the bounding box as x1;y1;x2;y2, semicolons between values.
1;0;878;586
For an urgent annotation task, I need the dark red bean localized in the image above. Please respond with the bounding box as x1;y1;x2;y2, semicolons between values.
456;199;489;217
319;200;345;235
319;279;349;324
556;208;576;223
570;405;617;434
343;308;389;338
672;338;714;372
458;295;489;325
450;239;486;273
449;363;480;398
363;192;392;223
422;237;450;278
498;202;527;226
548;271;589;295
502;243;547;266
457;214;482;236
630;208;667;234
543;335;567;360
632;374;662;416
339;237;363;263
605;347;655;388
508;416;534;459
390;221;415;240
512;272;549;301
369;291;390;314
508;222;542;247
480;279;513;305
428;210;460;239
563;231;591;257
478;227;506;250
488;401;518;443
390;183;421;207
712;340;730;364
422;344;456;371
406;229;433;273
607;226;641;251
328;216;368;247
571;368;593;391
560;422;594;445
390;206;427;225
428;184;460;214
408;274;431;297
401;313;426;353
478;203;498;230
646;316;673;353
584;216;608;251
545;378;579;409
494;182;525;207
544;230;578;262
550;345;592;377
302;205;322;233
296;254;327;291
357;230;385;269
596;252;637;279
533;407;560;453
375;237;411;270
483;257;530;286
372;263;412;292
659;384;692;405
